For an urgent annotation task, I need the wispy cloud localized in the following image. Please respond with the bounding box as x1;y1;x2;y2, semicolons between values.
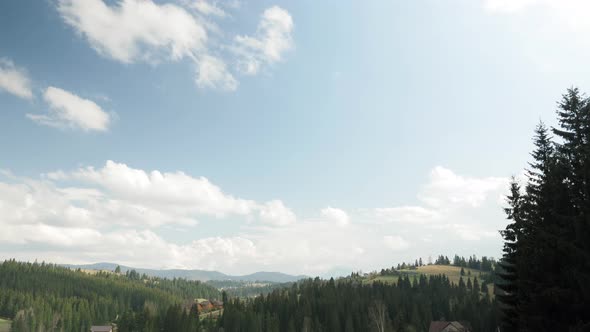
56;0;294;91
27;87;111;131
0;58;33;100
57;0;208;64
234;6;294;75
190;0;227;17
195;54;238;90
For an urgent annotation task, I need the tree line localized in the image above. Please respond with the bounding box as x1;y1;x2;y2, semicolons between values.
218;274;497;332
376;254;496;275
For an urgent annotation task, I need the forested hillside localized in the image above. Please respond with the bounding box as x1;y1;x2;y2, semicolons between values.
0;260;219;332
218;275;498;332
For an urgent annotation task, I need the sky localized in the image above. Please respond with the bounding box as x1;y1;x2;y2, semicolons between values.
1;0;590;276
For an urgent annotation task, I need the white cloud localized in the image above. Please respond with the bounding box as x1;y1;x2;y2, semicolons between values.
0;164;509;275
383;235;410;251
321;207;350;226
56;0;295;90
418;166;506;208
0;58;33;100
69;160;255;217
27;87;110;131
258;200;296;226
195;55;238;90
234;6;294;75
57;0;207;64
47;160;293;226
191;0;227;17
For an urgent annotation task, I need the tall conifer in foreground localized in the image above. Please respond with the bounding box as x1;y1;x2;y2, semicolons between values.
499;88;590;330
497;179;524;332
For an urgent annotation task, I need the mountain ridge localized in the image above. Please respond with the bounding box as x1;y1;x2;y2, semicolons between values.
63;262;307;283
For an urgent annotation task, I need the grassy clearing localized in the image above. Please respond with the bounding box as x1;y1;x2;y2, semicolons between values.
0;318;11;332
409;265;486;285
364;265;489;286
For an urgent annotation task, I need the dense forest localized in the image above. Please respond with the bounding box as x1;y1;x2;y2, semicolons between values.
498;88;590;330
218;275;497;332
0;260;219;332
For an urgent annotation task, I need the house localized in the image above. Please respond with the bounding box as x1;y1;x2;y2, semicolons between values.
196;299;223;313
211;300;223;310
197;299;213;312
428;321;471;332
90;326;113;332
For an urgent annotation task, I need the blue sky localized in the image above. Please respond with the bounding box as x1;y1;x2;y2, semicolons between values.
1;0;590;275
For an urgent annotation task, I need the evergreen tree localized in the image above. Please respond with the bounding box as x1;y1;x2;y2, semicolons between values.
499;88;590;330
497;179;525;332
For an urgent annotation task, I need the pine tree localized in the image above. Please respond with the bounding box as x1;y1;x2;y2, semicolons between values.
548;88;590;328
499;89;590;330
497;179;524;332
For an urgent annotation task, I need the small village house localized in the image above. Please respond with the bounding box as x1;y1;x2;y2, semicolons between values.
428;321;471;332
90;326;113;332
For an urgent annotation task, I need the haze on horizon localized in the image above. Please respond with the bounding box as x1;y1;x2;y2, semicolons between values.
1;0;590;276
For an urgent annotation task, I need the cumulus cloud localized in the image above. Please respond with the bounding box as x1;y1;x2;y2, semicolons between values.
68;160;254;217
0;58;33;100
0;164;509;275
418;166;506;209
321;207;350;226
46;160;294;226
26;87;111;131
234;6;294;74
0;225;258;272
57;0;207;63
56;0;294;90
258;200;296;226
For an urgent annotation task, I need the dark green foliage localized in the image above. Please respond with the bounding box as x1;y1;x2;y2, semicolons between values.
218;275;497;332
498;88;590;330
0;260;218;332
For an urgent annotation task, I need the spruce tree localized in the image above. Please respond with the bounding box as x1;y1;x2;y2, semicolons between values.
497;179;524;332
499;89;590;330
550;88;590;328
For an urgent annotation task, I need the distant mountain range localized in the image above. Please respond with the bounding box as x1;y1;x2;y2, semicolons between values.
63;262;307;283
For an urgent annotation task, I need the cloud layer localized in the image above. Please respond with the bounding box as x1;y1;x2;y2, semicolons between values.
0;163;509;275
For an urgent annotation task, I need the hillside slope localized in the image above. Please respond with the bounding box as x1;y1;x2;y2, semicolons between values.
0;260;219;332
